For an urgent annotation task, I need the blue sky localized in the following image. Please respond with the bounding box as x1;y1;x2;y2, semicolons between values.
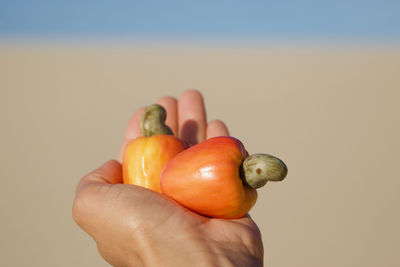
0;0;399;41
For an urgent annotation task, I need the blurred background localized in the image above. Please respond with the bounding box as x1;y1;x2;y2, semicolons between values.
1;1;399;266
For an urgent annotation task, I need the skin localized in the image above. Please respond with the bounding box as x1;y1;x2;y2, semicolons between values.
72;90;264;267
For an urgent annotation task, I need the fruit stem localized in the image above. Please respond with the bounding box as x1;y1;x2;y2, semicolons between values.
241;153;288;189
140;104;174;137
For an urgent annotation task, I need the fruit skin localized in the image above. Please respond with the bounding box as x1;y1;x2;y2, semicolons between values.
160;136;258;219
123;135;185;193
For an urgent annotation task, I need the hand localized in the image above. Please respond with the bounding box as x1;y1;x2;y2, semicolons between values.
72;90;264;267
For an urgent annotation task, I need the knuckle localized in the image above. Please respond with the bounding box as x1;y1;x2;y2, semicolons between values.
72;184;97;227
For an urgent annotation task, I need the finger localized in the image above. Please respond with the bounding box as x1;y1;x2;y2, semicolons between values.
118;107;145;162
156;96;178;136
72;160;138;241
73;160;123;231
72;160;176;241
73;160;158;233
206;120;229;139
178;90;207;145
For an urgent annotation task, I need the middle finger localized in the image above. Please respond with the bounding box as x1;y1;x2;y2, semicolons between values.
178;90;207;145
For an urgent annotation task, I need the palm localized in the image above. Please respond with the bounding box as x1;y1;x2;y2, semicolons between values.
109;181;263;265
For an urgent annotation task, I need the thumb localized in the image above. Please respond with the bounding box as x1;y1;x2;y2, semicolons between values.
72;160;158;266
72;160;168;240
72;160;122;235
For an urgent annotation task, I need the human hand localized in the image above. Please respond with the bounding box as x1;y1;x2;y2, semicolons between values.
72;90;264;267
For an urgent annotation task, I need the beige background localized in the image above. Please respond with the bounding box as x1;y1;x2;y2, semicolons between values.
1;43;399;267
